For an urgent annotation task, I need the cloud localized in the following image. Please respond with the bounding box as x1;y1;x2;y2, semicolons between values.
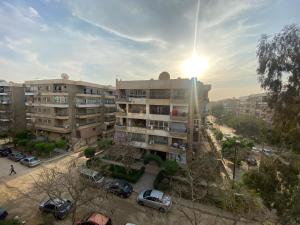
28;7;40;18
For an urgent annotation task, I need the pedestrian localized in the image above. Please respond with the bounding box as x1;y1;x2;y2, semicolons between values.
9;165;16;175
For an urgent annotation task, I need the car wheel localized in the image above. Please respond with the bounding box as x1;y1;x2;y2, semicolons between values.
137;200;144;205
159;207;166;213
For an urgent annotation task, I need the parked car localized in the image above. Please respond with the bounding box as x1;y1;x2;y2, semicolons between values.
7;151;26;162
39;198;73;220
0;147;12;157
20;156;41;167
79;167;104;186
76;212;112;225
246;158;257;166
137;189;172;212
262;148;272;156
0;207;8;220
104;179;133;198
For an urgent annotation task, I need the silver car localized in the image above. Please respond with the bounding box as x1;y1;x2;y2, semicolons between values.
20;156;41;167
137;189;172;212
79;166;104;186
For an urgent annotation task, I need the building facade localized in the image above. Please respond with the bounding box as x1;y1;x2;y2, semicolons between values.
238;93;272;124
0;80;26;136
114;72;211;165
24;76;116;146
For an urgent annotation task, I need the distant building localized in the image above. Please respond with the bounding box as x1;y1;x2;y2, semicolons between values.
115;72;211;165
24;75;116;147
0;80;26;136
211;98;239;115
238;93;273;124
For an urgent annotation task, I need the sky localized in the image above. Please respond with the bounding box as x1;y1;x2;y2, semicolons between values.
0;0;299;100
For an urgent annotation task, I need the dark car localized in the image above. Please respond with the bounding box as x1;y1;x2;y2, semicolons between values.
246;158;257;166
39;198;73;220
7;151;26;162
0;207;8;220
104;179;133;198
0;147;12;157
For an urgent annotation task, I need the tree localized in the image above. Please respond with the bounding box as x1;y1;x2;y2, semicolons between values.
84;147;96;159
163;160;179;177
257;24;300;152
30;160;113;224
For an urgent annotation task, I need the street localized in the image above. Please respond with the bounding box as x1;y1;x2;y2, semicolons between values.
0;153;262;225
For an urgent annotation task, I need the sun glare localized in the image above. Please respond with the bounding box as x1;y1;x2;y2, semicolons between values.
181;54;209;78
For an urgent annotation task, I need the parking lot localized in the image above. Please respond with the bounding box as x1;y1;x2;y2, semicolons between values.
0;157;38;183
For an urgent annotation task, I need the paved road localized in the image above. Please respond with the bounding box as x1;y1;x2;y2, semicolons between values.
0;153;265;225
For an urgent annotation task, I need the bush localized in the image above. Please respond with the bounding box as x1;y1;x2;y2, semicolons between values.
84;147;96;159
15;130;31;140
34;142;55;156
98;138;113;149
153;170;170;191
109;165;145;183
143;154;163;167
55;139;67;149
17;139;29;147
0;219;21;225
163;160;179;176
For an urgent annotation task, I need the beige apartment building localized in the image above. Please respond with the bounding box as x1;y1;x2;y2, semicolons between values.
115;72;211;164
24;75;116;146
0;80;26;136
238;93;273;124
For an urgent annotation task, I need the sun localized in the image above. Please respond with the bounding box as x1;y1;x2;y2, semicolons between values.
181;53;209;78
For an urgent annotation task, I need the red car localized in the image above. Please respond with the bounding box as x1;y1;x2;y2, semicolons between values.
76;213;112;225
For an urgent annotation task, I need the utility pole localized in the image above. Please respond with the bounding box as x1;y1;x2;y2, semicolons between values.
232;140;240;188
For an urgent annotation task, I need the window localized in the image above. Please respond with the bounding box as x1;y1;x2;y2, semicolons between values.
148;120;169;130
149;135;168;145
129;133;145;142
149;105;170;115
128;89;146;98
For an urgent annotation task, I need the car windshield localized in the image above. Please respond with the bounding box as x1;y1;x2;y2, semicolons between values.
143;190;152;198
94;173;103;181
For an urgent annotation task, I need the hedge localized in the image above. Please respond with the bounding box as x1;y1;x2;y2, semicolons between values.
143;154;163;167
153;170;170;191
0;219;21;225
109;165;145;183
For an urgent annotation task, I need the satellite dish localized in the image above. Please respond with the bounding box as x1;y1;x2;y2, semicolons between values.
61;73;69;80
159;71;170;80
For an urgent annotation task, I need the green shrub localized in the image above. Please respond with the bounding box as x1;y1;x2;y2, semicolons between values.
34;142;55;156
0;133;8;139
15;130;31;139
98;138;113;149
0;219;21;225
153;170;170;191
17;139;29;147
55;139;68;149
84;147;96;158
109;165;145;183
163;160;179;176
143;154;163;167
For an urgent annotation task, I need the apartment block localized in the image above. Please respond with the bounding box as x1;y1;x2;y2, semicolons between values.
210;98;239;115
238;93;273;124
115;72;211;165
24;75;116;146
0;80;26;136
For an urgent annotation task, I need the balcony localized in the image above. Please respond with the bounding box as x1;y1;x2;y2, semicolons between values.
170;112;188;122
76;103;101;108
76;113;102;119
77;122;102;130
35;124;71;133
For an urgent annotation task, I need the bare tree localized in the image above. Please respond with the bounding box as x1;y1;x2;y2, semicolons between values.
31;160;113;224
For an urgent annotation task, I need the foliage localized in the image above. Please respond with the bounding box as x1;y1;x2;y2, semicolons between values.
55;139;68;149
221;137;251;165
0;133;8;139
242;155;300;222
163;160;179;176
34;142;55;156
109;165;145;183
143;154;163;167
214;129;223;141
98;138;113;149
153;170;171;191
0;219;21;225
15;130;32;140
257;24;300;152
84;147;96;159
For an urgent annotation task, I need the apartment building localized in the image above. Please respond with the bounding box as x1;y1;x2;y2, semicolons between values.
238;93;273;124
210;98;239;115
24;75;116;146
0;80;26;136
115;72;211;165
